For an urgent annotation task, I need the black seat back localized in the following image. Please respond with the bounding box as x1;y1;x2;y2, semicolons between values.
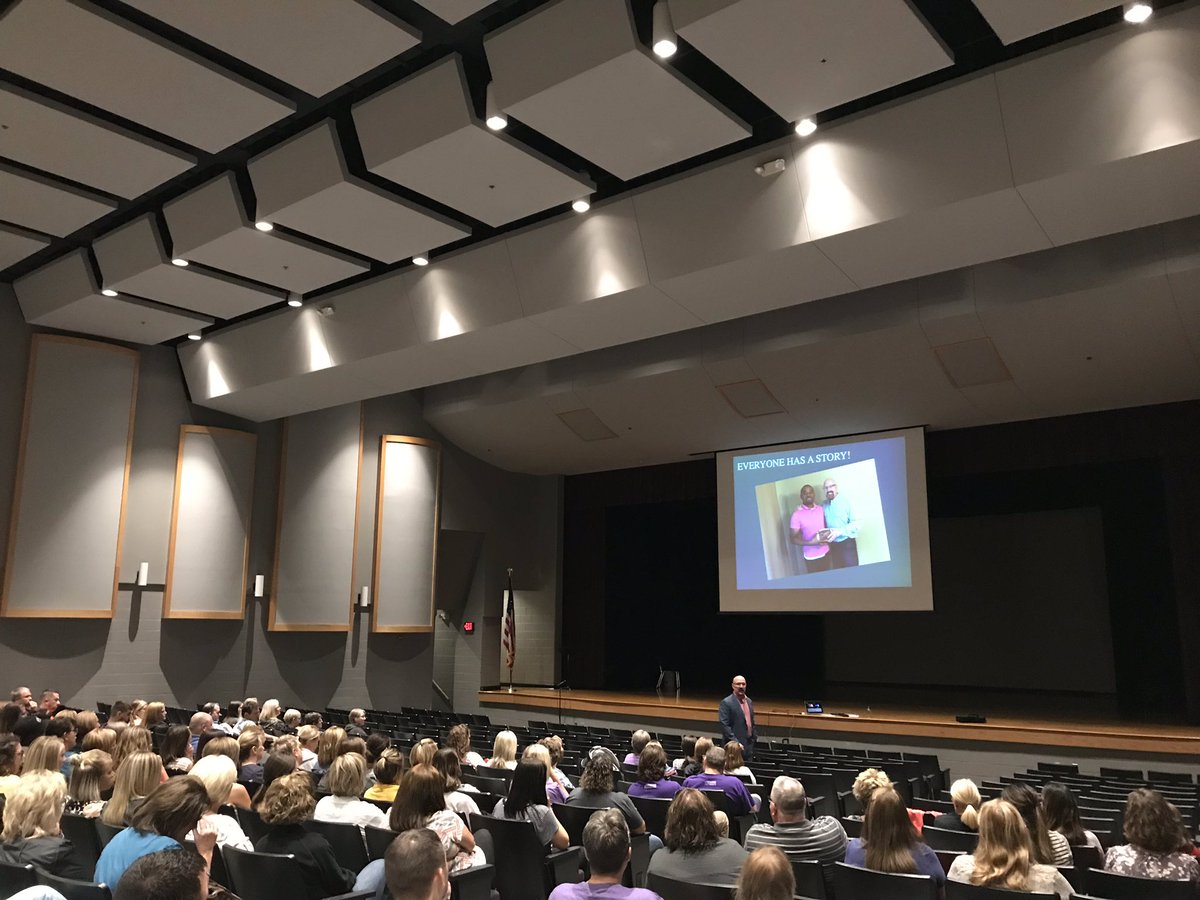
1083;868;1197;899
60;813;103;879
94;820;123;848
790;859;827;900
36;870;113;900
236;806;271;843
832;862;936;900
945;882;1055;898
646;873;733;900
922;826;979;852
366;825;398;861
0;861;36;896
221;845;310;900
630;796;672;839
302;818;369;871
469;813;559;900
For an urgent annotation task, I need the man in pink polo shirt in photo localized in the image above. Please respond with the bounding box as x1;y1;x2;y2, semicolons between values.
789;483;831;574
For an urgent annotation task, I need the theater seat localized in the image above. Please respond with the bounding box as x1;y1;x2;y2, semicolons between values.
469;813;583;900
945;882;1056;898
35;870;112;900
1081;868;1197;899
220;845;374;900
0;861;36;896
647;872;733;900
831;862;937;900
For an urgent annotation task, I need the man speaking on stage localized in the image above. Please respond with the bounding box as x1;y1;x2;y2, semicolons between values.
718;674;757;760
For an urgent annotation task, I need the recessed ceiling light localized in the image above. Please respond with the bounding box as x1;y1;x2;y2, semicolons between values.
254;220;274;232
186;333;202;341
171;257;189;267
287;293;303;308
413;254;429;266
652;1;677;58
795;118;817;137
101;288;118;297
572;198;591;213
485;82;508;131
1124;2;1152;23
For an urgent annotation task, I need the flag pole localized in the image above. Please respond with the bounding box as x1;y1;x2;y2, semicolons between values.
506;568;515;693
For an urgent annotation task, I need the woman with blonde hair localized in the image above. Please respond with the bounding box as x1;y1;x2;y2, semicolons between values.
446;723;485;767
82;727;117;755
947;799;1072;898
844;787;944;886
200;735;253;809
487;730;518;769
102;749;166;827
723;741;757;784
66;749;114;817
0;770;91;879
365;748;405;803
73;710;100;746
933;778;981;832
23;735;66;776
522;742;568;804
1001;782;1071;866
315;752;388;828
128;700;148;728
314;726;346;777
735;845;795;900
410;737;438;768
112;725;152;770
142;702;167;731
539;735;573;789
185;755;253;850
297;724;321;772
850;767;892;815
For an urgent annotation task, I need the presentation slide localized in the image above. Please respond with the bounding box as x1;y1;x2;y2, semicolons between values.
716;426;933;612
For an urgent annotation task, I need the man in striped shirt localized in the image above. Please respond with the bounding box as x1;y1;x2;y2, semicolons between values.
743;776;847;864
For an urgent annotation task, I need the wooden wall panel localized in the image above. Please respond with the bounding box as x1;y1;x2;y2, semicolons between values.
163;426;256;619
2;335;139;617
269;403;362;631
372;435;440;633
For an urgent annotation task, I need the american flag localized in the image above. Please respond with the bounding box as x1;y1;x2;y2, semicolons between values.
502;571;516;674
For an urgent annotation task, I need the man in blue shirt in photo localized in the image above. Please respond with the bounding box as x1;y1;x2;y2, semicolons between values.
822;478;859;569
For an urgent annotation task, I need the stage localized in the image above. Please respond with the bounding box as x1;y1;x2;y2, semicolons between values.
479;688;1200;758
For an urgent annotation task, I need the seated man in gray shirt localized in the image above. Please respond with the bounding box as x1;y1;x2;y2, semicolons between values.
743;777;846;892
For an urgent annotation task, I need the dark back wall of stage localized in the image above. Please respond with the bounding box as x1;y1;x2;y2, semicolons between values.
561;400;1200;723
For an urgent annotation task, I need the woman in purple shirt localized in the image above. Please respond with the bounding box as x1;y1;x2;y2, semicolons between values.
789;484;831;573
627;743;680;800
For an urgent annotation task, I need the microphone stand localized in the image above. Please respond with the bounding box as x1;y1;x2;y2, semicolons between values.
553;680;569;726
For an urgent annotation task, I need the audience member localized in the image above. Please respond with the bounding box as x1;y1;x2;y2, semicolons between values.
345;708;369;739
493;758;569;849
301;711;323;730
44;718;77;776
185;755;253;850
315;752;388;828
743;776;847;866
384;828;450;900
314;726;346;777
0;734;22;795
280;708;302;736
723;741;756;784
103;750;167;827
10;687;35;715
487;730;519;769
435;748;481;815
273;734;303;769
258;700;283;735
0;702;21;735
129;701;147;728
23;735;65;776
237;730;265;784
933;778;981;832
1001;782;1071;866
947;799;1071;899
0;770;91;879
367;748;406;803
647;788;747;886
95;778;215;891
1041;782;1102;855
735;846;794;900
236;698;259;734
849;767;891;817
142;703;167;734
628;741;681;800
38;690;62;719
539;735;574;790
73;710;100;748
12;711;46;747
550;808;655;900
673;736;697;773
625;730;651;766
844;787;944;886
447;723;486;768
1105;788;1199;882
159;725;193;775
109;701;133;726
523;742;568;804
193;729;226;759
568;750;648;837
297;724;321;772
82;727;117;755
681;746;759;815
680;738;712;779
113;727;153;770
410;737;439;769
113;848;208;900
66;749;114;817
390;765;485;872
186;714;211;756
199;736;252;809
255;772;359;899
255;751;298;804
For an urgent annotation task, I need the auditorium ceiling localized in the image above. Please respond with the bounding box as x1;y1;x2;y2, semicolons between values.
2;0;1199;472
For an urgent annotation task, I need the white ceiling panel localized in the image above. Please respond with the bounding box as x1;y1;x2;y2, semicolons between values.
427;318;580;375
972;0;1116;45
355;56;592;227
0;223;50;270
165;172;370;292
670;0;952;122
0;0;293;152
418;0;494;23
93;214;284;319
122;0;420;97
250;120;468;263
315;272;420;365
529;284;701;351
0;165;117;237
404;240;525;343
0;86;194;199
15;249;212;344
486;0;749;179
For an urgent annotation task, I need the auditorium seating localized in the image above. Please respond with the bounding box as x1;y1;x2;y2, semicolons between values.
221;845;374;900
647;873;733;900
945;883;1055;898
831;861;937;899
468;813;583;900
0;861;37;896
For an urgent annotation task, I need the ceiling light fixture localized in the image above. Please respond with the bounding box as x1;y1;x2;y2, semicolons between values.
101;288;118;297
186;332;202;341
652;0;677;59
287;292;303;308
413;254;429;266
171;257;189;267
572;197;591;213
254;220;274;232
795;117;818;137
484;82;508;130
1123;2;1152;23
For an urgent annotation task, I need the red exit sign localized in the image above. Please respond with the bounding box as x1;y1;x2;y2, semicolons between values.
463;621;475;634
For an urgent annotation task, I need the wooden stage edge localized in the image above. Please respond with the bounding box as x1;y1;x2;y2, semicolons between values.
479;688;1200;758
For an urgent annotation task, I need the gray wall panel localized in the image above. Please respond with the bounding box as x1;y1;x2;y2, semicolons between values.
2;335;138;617
164;426;256;618
372;436;440;632
270;403;362;631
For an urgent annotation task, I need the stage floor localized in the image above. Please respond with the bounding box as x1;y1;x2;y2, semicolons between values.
479;687;1200;757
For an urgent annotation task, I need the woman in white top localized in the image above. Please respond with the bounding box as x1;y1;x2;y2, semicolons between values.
434;748;482;815
297;724;320;773
314;752;388;829
185;755;253;851
947;799;1072;900
446;724;486;769
723;741;756;784
486;730;519;770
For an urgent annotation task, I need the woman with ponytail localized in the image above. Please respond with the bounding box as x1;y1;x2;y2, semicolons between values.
933;778;981;832
948;799;1072;898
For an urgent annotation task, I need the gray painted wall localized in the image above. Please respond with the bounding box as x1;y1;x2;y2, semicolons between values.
0;286;561;714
